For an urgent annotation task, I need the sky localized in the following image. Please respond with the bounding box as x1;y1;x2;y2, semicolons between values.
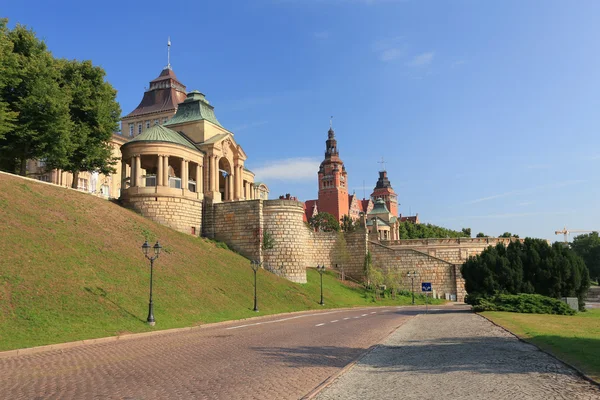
4;0;600;241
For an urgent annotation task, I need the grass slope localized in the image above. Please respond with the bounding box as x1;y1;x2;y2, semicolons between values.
0;173;439;351
482;310;600;381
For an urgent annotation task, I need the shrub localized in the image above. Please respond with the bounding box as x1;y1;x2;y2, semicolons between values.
461;238;590;310
471;293;576;315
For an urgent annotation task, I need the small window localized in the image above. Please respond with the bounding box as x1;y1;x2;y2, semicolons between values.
163;117;168;123
129;124;134;137
154;119;159;126
145;121;150;129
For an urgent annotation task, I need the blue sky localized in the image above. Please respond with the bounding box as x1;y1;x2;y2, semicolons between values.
4;0;600;241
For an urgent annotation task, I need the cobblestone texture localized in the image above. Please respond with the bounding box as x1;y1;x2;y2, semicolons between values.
316;311;600;400
0;306;419;400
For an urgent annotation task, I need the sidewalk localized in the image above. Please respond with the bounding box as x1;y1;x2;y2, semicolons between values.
314;311;600;400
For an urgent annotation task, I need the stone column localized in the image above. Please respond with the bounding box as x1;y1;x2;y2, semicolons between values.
224;175;229;200
134;155;142;187
163;155;169;187
157;155;163;186
214;156;219;192
250;183;254;200
121;160;127;187
196;163;202;193
233;165;239;200
229;174;235;200
181;158;187;191
209;156;215;191
237;166;243;199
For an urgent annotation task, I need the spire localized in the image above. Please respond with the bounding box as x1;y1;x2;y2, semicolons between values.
330;115;333;129
377;156;387;172
167;37;172;69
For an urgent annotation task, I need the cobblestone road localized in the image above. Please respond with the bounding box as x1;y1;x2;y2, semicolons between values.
315;311;600;400
0;306;434;399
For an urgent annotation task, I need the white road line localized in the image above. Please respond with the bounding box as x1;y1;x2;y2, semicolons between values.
370;312;377;314
330;320;339;323
343;317;350;320
354;316;360;319
361;314;368;316
226;309;349;330
315;323;325;327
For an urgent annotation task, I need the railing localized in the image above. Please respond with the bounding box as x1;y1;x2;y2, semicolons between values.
188;180;196;192
144;175;156;187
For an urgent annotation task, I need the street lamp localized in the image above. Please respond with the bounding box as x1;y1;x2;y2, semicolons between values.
407;271;417;305
142;240;162;326
250;260;261;312
316;264;326;305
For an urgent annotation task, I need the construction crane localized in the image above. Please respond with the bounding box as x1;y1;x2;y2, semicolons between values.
554;227;598;243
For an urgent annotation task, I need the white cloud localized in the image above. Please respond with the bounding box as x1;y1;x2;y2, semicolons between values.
380;48;403;62
252;158;320;181
372;36;405;62
465;180;586;205
451;60;466;68
406;52;435;67
438;210;575;222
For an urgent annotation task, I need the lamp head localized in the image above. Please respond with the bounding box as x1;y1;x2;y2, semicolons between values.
142;241;150;256
153;241;162;256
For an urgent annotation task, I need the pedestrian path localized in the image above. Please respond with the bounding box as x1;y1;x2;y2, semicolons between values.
315;312;600;400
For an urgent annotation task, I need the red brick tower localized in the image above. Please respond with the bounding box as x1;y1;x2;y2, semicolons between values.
371;170;398;217
317;126;349;221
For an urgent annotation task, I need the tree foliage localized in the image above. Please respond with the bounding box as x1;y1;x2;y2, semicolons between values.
499;232;519;238
340;214;357;232
399;221;471;239
309;212;340;232
461;239;590;310
571;232;600;282
54;59;121;187
476;232;487;238
0;19;121;180
0;22;71;174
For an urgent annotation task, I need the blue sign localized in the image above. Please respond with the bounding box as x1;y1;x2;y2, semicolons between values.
421;282;432;292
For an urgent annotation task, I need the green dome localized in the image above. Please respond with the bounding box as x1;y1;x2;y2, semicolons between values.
125;125;197;151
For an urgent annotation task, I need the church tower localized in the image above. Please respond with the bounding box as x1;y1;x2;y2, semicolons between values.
317;125;349;221
371;169;398;217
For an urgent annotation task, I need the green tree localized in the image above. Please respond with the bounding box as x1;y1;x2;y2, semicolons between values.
499;232;519;238
340;214;356;232
398;221;471;239
571;232;600;283
309;212;340;232
370;266;385;300
0;22;71;175
332;231;350;280
476;232;487;238
53;59;121;187
0;19;18;140
461;238;590;310
384;268;403;299
363;250;372;285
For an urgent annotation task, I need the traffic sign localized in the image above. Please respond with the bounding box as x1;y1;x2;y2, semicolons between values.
421;282;432;292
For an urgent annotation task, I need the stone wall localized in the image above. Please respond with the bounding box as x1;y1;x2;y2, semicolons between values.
123;195;202;236
381;238;518;265
262;200;310;283
368;241;465;301
203;200;262;261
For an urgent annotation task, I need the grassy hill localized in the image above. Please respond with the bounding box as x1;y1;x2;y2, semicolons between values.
0;173;438;351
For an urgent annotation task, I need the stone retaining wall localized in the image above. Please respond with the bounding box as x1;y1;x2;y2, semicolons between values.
123;195;202;236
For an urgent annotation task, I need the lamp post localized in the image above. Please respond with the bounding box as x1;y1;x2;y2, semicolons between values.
250;260;261;312
407;270;417;305
316;264;326;305
142;240;162;326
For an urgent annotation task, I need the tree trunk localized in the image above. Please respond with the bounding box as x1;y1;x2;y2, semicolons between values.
19;157;27;176
71;170;79;189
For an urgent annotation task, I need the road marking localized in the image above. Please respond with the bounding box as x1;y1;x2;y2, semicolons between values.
315;323;325;327
370;312;377;314
343;317;350;320
225;308;378;330
361;314;368;316
330;320;339;323
353;316;360;319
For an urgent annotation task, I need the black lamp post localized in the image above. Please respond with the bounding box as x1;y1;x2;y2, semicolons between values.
407;270;417;305
250;260;261;312
316;264;326;305
142;240;162;326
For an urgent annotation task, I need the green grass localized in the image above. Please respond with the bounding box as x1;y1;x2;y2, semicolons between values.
482;310;600;381
0;173;441;351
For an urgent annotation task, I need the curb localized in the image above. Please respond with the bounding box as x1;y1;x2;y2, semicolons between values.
477;313;600;388
301;315;415;399
0;304;444;360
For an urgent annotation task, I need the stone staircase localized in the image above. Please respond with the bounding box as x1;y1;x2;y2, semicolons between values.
585;286;600;302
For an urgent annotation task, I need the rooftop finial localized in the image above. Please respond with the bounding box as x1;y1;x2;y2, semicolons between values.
330;115;333;129
378;156;387;171
167;37;172;69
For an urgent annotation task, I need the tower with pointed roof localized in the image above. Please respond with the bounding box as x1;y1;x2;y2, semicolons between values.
370;170;398;217
316;125;349;222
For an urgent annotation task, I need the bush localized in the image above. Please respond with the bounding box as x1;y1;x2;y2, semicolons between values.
471;293;576;315
461;238;590;311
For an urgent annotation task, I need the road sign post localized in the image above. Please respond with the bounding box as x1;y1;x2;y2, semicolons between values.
422;282;432;314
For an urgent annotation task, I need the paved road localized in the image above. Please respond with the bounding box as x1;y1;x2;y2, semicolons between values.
316;311;600;400
0;305;440;399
